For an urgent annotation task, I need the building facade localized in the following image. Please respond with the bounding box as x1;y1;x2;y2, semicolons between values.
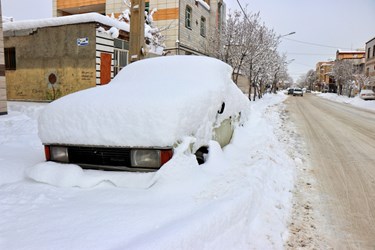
0;2;7;115
316;61;335;92
4;13;129;101
365;37;375;83
335;49;366;96
53;0;225;56
336;49;366;74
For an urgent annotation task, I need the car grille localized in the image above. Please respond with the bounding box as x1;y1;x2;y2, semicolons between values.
68;146;131;168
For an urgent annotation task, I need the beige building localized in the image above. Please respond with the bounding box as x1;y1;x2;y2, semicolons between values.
0;2;7;115
316;61;335;92
4;14;129;101
336;49;366;74
53;0;225;55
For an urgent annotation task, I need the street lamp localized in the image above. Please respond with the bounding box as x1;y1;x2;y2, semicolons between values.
279;32;296;38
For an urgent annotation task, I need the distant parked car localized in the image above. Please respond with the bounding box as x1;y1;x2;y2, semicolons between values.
38;56;249;172
287;88;294;95
359;89;375;100
293;88;303;97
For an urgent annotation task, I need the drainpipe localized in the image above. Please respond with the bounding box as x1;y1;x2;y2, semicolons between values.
177;0;181;55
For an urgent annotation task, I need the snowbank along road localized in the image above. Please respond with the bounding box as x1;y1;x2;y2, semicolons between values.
286;94;375;249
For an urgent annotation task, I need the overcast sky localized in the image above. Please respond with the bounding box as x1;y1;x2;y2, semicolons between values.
2;0;375;82
226;0;375;82
2;0;52;20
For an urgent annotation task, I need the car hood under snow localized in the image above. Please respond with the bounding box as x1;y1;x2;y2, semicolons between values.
38;56;249;147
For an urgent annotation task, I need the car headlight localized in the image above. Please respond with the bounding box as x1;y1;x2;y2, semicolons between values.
50;146;69;163
130;149;173;168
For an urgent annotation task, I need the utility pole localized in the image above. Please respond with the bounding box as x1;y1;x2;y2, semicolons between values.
129;0;145;63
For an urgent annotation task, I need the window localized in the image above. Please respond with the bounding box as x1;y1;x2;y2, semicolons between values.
185;6;192;29
145;2;150;14
5;47;16;70
113;39;129;77
368;48;371;59
373;45;375;57
200;17;206;37
114;49;128;77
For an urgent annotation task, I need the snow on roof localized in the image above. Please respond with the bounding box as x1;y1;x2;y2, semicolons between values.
3;13;129;33
195;0;211;10
337;49;365;54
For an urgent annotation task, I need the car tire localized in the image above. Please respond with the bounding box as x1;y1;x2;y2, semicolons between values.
195;147;208;165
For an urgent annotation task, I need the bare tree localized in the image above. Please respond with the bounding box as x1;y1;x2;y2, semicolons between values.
305;69;317;91
205;7;289;100
332;60;353;95
355;74;372;92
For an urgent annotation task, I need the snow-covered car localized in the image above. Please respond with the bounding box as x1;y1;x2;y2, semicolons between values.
287;88;294;95
292;88;303;96
39;56;249;172
359;89;375;100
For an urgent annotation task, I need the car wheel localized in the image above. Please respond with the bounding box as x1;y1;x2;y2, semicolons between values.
195;147;208;165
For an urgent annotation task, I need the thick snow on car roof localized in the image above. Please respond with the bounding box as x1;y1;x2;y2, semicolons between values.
38;56;249;147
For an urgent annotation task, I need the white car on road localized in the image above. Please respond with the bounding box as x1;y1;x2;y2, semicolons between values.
359;89;375;100
292;88;304;96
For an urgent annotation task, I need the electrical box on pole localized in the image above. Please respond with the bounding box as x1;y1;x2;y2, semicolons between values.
129;0;145;63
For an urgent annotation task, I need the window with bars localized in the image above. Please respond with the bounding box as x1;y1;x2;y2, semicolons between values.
113;49;128;76
113;39;129;76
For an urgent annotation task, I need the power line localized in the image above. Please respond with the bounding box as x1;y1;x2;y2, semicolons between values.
287;52;334;56
236;0;252;24
283;37;352;50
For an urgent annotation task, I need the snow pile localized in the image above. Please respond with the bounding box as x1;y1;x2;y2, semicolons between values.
3;12;130;33
38;56;249;149
0;92;296;249
317;93;375;111
0;102;47;185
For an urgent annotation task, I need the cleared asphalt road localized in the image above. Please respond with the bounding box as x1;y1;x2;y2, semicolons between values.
285;94;375;249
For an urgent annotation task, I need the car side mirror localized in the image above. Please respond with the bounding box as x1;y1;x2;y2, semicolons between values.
218;102;225;114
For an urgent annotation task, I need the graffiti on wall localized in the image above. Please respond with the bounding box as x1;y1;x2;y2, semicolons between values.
81;71;94;81
46;72;61;100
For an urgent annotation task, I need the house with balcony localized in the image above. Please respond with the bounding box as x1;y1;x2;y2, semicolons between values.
4;13;129;101
53;0;226;56
336;49;366;73
316;61;335;92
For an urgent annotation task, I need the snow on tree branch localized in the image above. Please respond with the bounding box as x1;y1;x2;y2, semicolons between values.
97;1;165;56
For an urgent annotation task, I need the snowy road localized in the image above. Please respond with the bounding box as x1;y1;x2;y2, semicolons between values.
286;94;375;249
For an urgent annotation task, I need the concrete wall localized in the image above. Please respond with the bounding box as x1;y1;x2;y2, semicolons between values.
365;37;375;81
0;2;7;115
5;23;97;101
